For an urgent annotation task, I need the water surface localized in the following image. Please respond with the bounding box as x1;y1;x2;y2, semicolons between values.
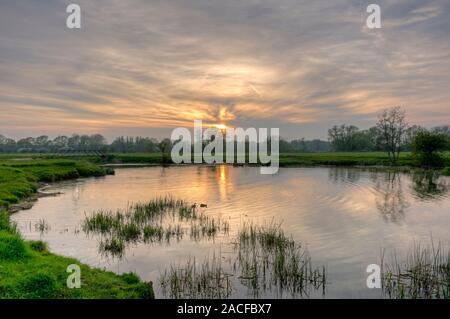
12;166;450;298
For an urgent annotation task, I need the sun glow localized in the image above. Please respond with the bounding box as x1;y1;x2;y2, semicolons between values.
215;124;228;130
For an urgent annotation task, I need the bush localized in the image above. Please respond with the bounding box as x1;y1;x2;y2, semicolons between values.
412;131;449;167
0;231;29;260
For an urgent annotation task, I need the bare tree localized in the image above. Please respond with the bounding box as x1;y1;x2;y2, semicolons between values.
376;107;409;163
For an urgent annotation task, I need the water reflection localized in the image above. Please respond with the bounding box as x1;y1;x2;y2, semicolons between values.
328;168;361;184
411;171;450;201
327;168;450;223
373;172;409;223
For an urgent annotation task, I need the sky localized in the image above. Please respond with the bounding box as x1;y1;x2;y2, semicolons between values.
1;0;450;141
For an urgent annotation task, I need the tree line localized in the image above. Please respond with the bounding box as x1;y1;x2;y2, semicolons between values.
0;134;170;153
1;108;449;163
327;108;448;153
0;133;331;153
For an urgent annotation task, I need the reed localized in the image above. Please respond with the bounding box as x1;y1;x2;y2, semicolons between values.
235;221;326;297
82;196;229;257
382;242;450;299
34;219;50;234
159;254;232;299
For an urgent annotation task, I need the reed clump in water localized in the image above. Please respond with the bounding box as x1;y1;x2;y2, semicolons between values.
235;221;326;297
158;220;326;299
82;196;229;258
159;254;232;299
382;242;450;299
34;219;50;234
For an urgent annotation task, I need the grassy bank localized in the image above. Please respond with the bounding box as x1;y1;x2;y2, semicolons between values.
0;159;154;299
0;159;113;208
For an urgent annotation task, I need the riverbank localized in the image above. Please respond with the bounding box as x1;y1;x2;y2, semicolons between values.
0;159;154;299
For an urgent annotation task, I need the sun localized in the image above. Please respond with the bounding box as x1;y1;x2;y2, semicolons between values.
215;124;227;130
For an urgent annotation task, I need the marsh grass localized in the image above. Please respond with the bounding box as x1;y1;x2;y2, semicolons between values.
34;219;50;234
159;254;232;299
382;242;450;299
234;221;326;297
159;220;326;299
82;196;229;258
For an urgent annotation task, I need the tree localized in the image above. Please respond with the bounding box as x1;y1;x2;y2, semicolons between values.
328;124;360;151
376;107;408;163
403;125;425;151
53;135;69;150
0;135;16;152
412;131;449;167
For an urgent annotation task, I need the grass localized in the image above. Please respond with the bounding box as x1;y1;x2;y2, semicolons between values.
382;242;450;299
234;221;326;297
83;196;229;258
3;151;450;168
158;220;326;299
0;210;154;298
0;159;113;209
0;159;154;299
159;254;232;299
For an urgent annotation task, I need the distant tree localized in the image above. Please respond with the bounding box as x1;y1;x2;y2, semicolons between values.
412;131;449;167
0;135;16;152
16;137;35;152
328;125;361;151
89;134;107;149
376;107;409;163
53;135;69;150
68;134;81;149
403;125;425;151
432;125;450;135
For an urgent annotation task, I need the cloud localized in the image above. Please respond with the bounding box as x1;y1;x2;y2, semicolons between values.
0;0;449;140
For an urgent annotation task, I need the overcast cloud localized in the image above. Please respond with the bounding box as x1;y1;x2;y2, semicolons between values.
1;0;449;140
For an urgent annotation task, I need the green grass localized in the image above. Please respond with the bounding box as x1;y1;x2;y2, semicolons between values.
0;159;154;299
0;210;153;298
0;159;113;209
108;152;450;167
2;151;450;168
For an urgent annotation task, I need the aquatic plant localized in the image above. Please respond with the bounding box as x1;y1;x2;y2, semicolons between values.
159;220;326;299
34;219;50;234
159;254;232;299
82;196;229;258
382;242;450;299
234;221;326;297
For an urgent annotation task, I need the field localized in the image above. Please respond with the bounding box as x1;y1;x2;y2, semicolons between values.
2;151;449;168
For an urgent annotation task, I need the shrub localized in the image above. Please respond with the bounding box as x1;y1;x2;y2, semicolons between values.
412;131;449;167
